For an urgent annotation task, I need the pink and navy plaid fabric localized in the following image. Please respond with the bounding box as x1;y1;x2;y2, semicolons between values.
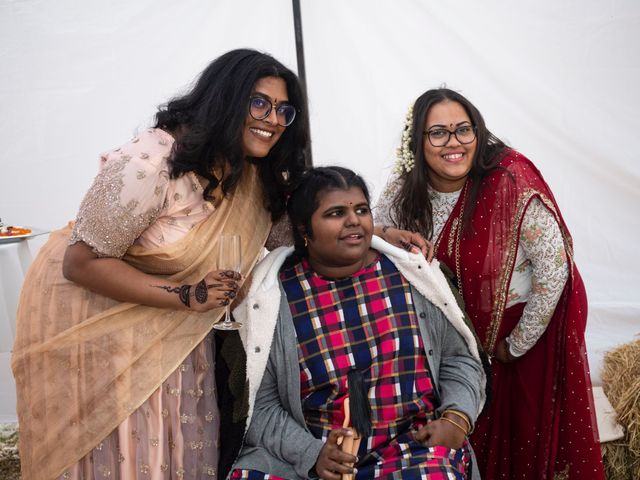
283;255;436;448
232;254;469;479
229;470;284;480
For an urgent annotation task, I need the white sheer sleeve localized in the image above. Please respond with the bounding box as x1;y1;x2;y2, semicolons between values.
506;198;569;357
373;175;403;228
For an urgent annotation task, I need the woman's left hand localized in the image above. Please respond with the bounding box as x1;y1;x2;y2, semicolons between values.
415;418;466;450
494;338;517;363
375;226;434;261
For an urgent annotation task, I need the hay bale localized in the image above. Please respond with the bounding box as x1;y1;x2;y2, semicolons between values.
0;423;20;480
601;441;632;480
601;339;640;479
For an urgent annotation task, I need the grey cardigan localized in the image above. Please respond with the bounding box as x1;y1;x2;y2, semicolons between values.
231;237;485;479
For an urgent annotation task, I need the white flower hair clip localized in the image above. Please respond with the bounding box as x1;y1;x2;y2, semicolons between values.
393;103;416;175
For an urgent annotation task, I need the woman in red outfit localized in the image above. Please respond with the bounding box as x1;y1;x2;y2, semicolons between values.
375;88;605;479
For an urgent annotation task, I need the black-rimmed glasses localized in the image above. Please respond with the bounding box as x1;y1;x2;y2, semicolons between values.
424;125;477;147
249;95;297;127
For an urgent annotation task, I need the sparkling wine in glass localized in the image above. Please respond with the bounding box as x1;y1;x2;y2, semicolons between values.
213;234;242;330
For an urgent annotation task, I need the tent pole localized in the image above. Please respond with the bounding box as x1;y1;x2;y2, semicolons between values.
292;0;312;166
292;0;307;91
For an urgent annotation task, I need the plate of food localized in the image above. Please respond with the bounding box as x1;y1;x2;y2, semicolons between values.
0;220;48;244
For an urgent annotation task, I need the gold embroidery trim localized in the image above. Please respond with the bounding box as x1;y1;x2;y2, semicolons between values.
553;464;570;480
447;217;458;258
485;188;571;353
453;185;469;300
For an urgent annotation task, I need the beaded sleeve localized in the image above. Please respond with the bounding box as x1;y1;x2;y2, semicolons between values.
265;215;294;251
69;130;172;258
506;198;569;356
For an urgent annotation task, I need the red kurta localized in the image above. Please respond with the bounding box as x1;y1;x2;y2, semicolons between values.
435;150;605;479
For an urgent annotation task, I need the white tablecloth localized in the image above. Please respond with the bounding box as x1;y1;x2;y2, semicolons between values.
0;240;33;352
0;238;40;422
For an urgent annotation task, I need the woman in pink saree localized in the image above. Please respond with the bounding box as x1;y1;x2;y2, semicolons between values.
12;49;309;480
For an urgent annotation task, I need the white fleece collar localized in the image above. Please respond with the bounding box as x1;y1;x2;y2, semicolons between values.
234;236;484;420
370;236;481;361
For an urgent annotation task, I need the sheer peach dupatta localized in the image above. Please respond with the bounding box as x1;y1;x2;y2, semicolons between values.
12;164;270;480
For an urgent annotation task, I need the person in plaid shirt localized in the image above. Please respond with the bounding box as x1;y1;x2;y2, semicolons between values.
229;167;486;479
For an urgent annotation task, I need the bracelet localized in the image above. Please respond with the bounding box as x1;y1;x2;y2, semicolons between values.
443;409;471;432
178;284;191;308
439;416;468;436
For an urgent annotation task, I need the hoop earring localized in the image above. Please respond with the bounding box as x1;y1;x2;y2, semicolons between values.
304;237;308;247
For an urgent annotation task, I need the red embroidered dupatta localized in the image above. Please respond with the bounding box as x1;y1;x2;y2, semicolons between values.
435;150;604;479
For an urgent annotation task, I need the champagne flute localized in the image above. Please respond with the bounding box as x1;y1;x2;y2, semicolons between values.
213;234;242;330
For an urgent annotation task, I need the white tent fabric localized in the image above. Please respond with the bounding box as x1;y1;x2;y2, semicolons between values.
1;0;639;422
300;0;640;386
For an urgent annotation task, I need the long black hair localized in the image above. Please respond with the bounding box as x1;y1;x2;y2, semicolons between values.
155;49;309;220
392;88;507;238
287;166;370;263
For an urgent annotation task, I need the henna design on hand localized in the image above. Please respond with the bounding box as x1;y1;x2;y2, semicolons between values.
153;284;191;308
194;280;208;304
399;240;412;251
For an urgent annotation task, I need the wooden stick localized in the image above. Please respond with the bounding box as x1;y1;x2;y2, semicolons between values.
341;396;360;480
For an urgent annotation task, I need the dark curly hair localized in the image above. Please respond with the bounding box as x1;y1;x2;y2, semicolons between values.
155;49;310;220
391;88;507;238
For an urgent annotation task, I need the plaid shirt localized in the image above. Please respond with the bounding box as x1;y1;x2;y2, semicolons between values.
231;254;469;480
282;254;436;449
